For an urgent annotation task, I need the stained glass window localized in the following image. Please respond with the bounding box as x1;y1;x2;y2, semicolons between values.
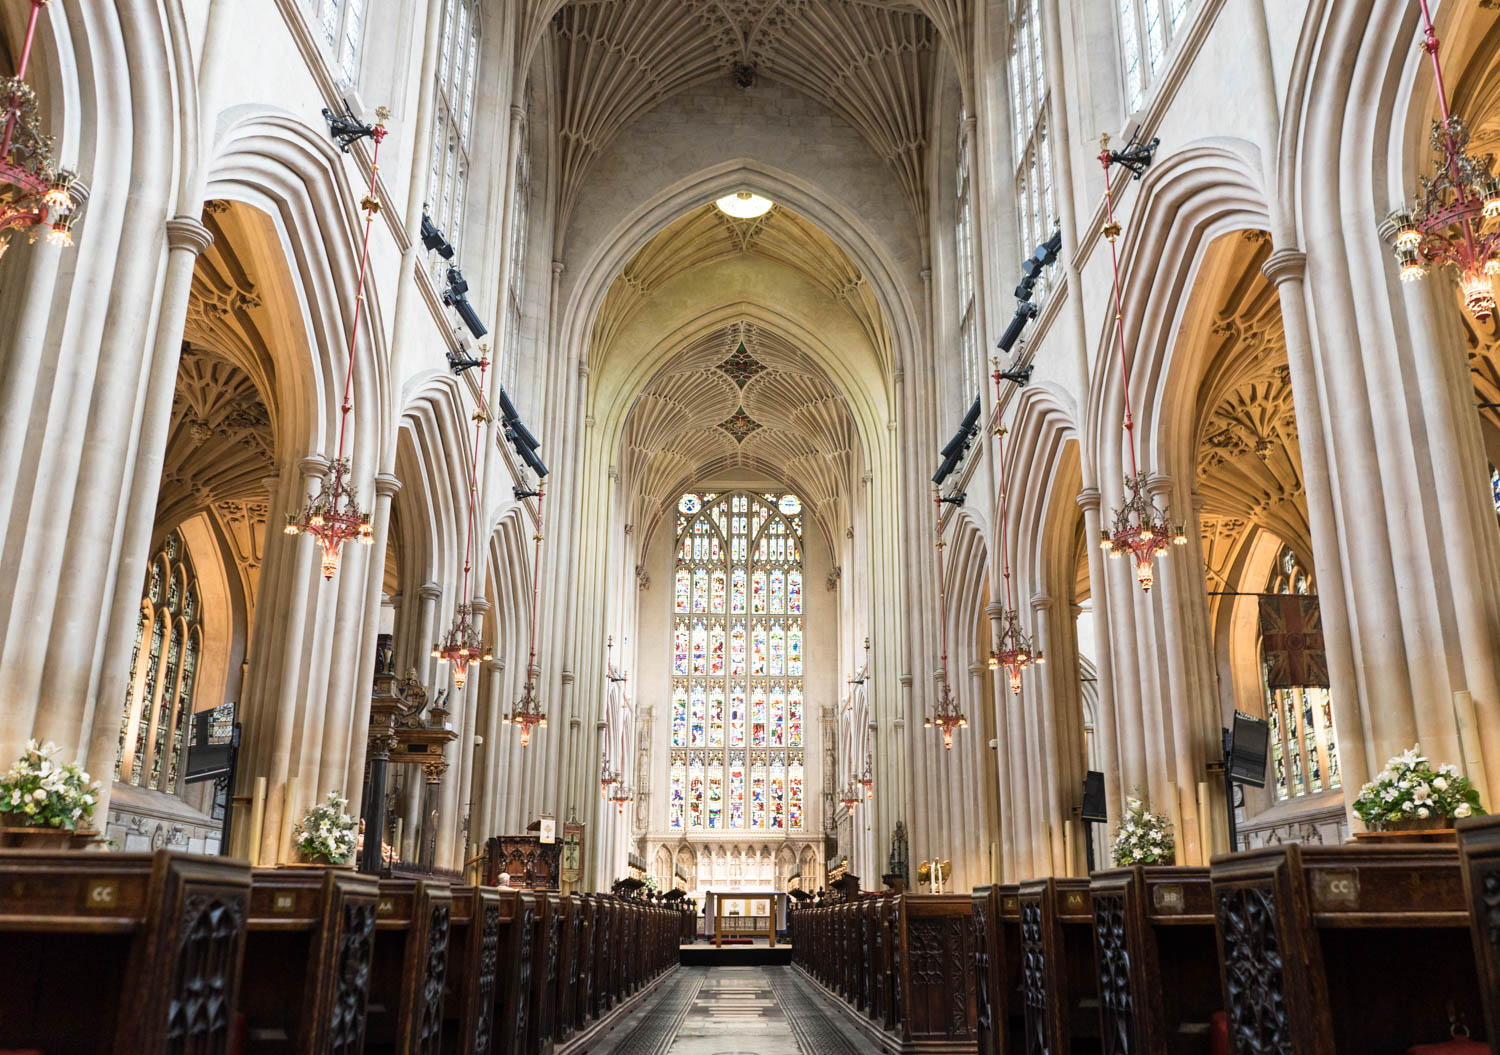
1116;0;1197;112
669;491;806;831
311;0;365;86
116;530;203;794
1260;545;1342;801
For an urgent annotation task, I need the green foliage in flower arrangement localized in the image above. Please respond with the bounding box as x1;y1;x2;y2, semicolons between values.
1110;794;1175;866
294;790;359;863
1353;746;1485;829
0;740;102;831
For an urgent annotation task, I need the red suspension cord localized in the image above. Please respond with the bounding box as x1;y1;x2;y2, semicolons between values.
1099;140;1141;480
934;488;950;678
460;360;489;607
335;117;389;464
523;488;546;678
1;1;45;158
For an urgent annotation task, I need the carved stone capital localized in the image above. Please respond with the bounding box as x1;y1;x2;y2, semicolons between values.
374;472;403;498
468;597;491;615
1031;594;1054;612
421;758;448;783
299;455;330;480
1260;248;1307;287
418;582;442;601
165;216;214;256
984;601;1004;620
1076;487;1102;513
1146;473;1173;500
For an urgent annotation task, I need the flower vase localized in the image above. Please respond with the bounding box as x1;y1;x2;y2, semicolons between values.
1353;816;1457;844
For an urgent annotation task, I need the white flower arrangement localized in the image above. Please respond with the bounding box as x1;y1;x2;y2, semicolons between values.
1110;795;1175;867
1353;746;1484;830
0;740;101;832
294;791;358;864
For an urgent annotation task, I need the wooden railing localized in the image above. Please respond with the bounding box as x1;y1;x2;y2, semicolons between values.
0;850;691;1055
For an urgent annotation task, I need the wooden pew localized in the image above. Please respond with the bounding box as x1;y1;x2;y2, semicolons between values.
1210;842;1485;1053
525;891;560;1055
240;866;380;1054
0;849;251;1055
366;878;453;1054
554;894;580;1043
896;894;979;1049
1457;814;1500;1046
1089;866;1219;1055
1014;878;1099;1054
437;885;503;1055
971;885;1007;1055
493;889;535;1055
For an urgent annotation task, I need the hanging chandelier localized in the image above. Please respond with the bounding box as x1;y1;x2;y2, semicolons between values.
600;759;620;799
987;372;1044;693
433;359;494;686
924;487;967;750
285;108;390;577
856;756;873;800
1389;0;1500;320
505;486;548;744
838;780;861;811
610;781;632;816
1;0;81;256
1097;135;1186;592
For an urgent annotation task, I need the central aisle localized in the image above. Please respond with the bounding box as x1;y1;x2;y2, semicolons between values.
592;966;867;1055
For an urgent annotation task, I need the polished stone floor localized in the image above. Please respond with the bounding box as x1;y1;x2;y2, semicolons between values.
590;966;868;1055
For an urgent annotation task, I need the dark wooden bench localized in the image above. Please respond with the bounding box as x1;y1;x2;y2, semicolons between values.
0;849;251;1055
1090;865;1219;1054
1458;814;1500;1046
240;866;380;1054
1015;877;1099;1054
365;878;452;1054
1210;842;1485;1053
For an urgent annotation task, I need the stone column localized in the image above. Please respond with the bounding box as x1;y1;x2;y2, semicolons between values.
419;758;447;875
986;601;1016;878
440;595;488;868
1076;489;1124;826
1144;475;1204;865
81;216;214;806
400;581;443;859
1260;249;1369;793
345;473;403;798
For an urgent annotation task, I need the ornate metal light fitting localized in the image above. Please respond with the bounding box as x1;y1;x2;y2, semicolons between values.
433;359;493;684
987;366;1044;692
506;487;548;745
284;458;373;578
1097;135;1186;593
925;487;966;750
431;602;491;689
1;0;82;256
838;780;861;811
610;781;633;816
1389;0;1500;320
600;759;620;799
856;756;874;800
285;107;390;578
1099;472;1186;591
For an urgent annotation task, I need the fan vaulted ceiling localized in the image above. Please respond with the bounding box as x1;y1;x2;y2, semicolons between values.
590;201;890;367
621;322;859;547
548;0;954;230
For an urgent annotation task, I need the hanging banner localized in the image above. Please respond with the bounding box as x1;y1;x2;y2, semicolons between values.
561;822;585;885
1259;594;1329;689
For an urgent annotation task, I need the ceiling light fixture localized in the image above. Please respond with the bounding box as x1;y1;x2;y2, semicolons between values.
1388;0;1500;321
1097;134;1186;592
285;108;390;577
1;0;82;256
924;486;967;749
715;191;774;219
505;483;548;745
432;356;493;688
986;382;1043;693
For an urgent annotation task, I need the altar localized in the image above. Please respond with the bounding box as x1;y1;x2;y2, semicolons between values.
703;890;787;947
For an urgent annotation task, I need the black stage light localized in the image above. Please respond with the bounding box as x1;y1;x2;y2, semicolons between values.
421;212;455;259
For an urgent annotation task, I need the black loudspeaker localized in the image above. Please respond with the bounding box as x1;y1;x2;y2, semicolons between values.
1081;770;1107;822
1226;711;1270;788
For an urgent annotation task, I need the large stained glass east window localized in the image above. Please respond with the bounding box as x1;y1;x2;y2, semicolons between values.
670;492;805;831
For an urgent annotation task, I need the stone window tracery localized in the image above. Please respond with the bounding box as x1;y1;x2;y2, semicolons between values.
1116;0;1196;114
670;491;805;832
311;0;365;86
502;85;531;392
116;530;202;794
429;0;481;277
1260;545;1341;801
1008;0;1055;301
